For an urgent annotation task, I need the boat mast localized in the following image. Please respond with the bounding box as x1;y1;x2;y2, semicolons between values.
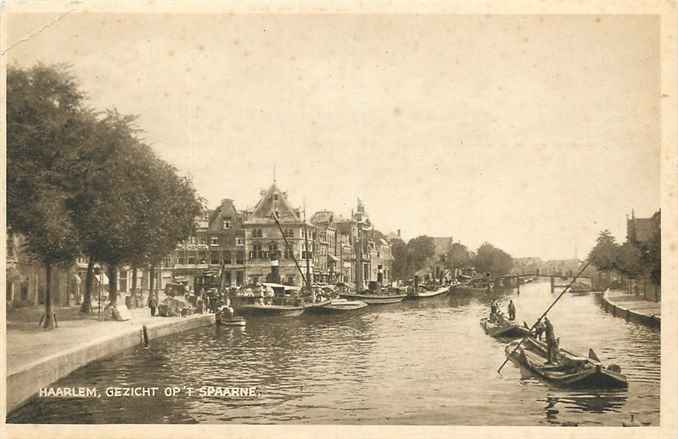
303;207;312;292
271;212;308;288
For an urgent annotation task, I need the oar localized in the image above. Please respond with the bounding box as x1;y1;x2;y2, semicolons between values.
497;259;592;374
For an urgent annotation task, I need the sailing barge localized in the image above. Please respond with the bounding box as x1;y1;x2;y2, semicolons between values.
505;336;628;388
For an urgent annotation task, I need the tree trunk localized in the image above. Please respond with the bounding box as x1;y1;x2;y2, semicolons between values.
132;266;138;296
149;264;156;296
42;263;56;329
80;257;95;313
108;264;118;306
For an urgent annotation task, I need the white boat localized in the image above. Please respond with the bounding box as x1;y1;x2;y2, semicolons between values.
307;298;368;313
407;285;449;299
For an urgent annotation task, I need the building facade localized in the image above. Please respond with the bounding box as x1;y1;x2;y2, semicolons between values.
160;182;394;291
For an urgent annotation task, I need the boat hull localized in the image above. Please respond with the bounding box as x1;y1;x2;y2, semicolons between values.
340;294;406;304
505;337;628;388
308;299;369;313
407;287;449;299
481;318;531;339
237;304;305;317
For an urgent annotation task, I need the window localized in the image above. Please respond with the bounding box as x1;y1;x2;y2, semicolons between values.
236;237;244;246
223;220;231;229
222;251;231;264
236;252;244;265
188;254;196;265
177;254;186;264
286;274;296;285
274;194;279;201
210;252;220;264
253;228;263;238
284;229;294;238
302;251;313;260
162;256;172;267
210;237;219;246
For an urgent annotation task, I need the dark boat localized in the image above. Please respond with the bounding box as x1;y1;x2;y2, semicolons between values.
307;298;368;313
480;317;531;339
407;285;449;299
505;336;628;388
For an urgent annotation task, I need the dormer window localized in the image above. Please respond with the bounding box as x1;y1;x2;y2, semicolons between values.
223;219;231;229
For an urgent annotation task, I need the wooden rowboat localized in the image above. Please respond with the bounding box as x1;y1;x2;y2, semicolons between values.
505;336;628;388
306;298;368;313
407;286;449;299
340;292;406;305
480;317;531;339
216;314;247;326
236;303;305;317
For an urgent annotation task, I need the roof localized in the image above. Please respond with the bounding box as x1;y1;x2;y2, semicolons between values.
250;183;301;223
310;210;335;225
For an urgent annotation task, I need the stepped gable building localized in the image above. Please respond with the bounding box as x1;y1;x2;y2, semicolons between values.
241;183;314;287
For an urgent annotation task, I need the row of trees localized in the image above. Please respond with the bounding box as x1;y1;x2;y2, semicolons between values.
588;229;661;286
8;64;203;328
391;236;513;280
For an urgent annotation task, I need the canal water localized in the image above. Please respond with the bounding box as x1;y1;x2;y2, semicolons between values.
9;280;660;425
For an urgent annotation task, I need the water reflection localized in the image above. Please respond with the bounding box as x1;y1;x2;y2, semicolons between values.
8;280;660;425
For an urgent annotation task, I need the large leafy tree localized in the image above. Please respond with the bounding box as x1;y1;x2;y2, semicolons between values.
446;242;472;271
7;64;88;328
473;242;513;275
406;235;435;277
616;242;643;277
588;230;619;272
390;238;409;280
139;160;204;296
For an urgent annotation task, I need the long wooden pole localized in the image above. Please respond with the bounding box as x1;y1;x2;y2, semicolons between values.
303;209;312;291
271;213;308;287
497;259;592;374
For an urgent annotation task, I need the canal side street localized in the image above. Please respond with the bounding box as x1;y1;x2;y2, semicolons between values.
601;290;661;327
6;301;214;413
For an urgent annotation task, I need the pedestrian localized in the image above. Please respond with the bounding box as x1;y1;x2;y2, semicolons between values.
148;292;158;317
508;300;516;320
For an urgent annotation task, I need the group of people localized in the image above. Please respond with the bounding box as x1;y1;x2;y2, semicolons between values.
488;298;560;365
488;299;517;323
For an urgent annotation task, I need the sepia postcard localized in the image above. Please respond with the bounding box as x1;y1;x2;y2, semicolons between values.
1;1;677;438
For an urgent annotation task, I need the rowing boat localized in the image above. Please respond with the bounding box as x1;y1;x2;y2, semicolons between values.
407;286;449;299
480;317;531;339
236;303;305;317
505;336;628;388
340;292;407;305
306;298;368;313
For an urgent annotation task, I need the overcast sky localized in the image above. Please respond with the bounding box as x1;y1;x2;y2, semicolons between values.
7;13;660;260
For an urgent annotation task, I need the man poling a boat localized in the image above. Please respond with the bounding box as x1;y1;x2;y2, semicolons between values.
497;259;593;375
507;300;516;321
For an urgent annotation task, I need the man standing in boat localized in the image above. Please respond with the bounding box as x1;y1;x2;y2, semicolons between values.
544;317;558;364
507;300;516;321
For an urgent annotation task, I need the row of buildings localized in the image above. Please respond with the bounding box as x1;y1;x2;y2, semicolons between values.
6;182;395;308
170;182;394;290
